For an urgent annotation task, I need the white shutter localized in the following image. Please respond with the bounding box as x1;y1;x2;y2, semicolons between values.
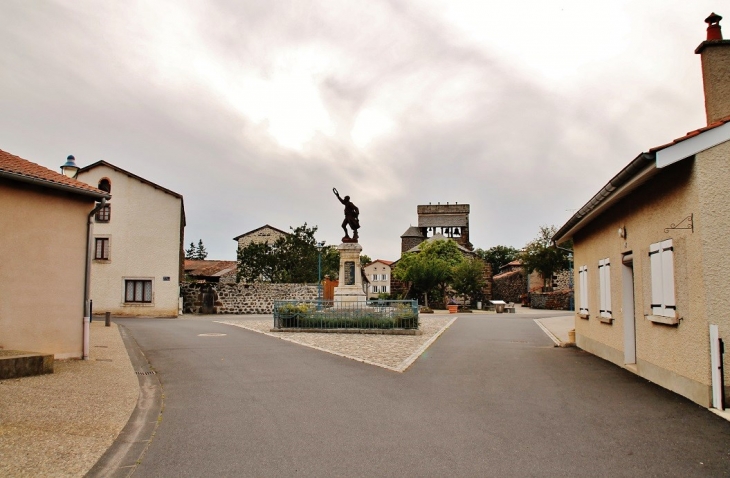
583;266;589;313
661;240;676;310
579;266;588;314
604;260;611;318
598;260;605;317
650;242;664;316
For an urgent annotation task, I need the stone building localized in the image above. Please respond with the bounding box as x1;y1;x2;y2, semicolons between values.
233;224;288;250
400;203;472;254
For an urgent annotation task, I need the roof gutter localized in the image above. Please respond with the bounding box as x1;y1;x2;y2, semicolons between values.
0;170;111;200
553;152;656;245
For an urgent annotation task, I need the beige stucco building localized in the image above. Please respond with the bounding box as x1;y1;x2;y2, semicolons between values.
76;161;185;317
0;150;109;358
363;260;393;299
554;14;730;408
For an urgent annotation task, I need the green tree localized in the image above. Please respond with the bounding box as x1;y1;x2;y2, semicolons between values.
186;240;208;260
520;225;572;290
236;224;337;283
185;242;197;260
393;239;465;308
475;245;519;275
196;239;208;260
360;254;372;266
452;257;487;306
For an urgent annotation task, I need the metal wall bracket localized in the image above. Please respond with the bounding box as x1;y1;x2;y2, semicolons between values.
664;213;693;233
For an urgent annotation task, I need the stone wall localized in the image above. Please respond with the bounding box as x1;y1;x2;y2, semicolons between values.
182;282;318;314
530;290;574;311
493;271;526;303
554;269;573;290
401;236;424;253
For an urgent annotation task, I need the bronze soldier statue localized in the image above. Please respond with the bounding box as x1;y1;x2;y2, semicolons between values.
333;188;360;242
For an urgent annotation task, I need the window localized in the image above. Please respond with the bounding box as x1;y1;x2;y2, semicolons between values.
578;266;588;315
598;259;612;319
94;238;109;260
95;205;111;222
372;274;377;281
382;274;388;281
650;240;676;318
381;285;388;293
125;280;152;303
98;178;111;193
372;285;378;293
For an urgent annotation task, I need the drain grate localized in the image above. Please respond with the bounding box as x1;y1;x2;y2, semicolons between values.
136;371;157;375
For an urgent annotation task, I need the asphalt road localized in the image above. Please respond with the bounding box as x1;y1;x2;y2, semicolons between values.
117;314;730;477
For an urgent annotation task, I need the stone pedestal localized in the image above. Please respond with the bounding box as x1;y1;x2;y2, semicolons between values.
333;242;367;305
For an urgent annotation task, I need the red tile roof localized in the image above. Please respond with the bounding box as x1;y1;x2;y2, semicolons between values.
493;269;522;281
373;259;394;266
184;260;237;277
0;149;109;198
649;114;730;152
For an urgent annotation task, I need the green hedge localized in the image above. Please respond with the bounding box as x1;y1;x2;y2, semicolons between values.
274;303;419;329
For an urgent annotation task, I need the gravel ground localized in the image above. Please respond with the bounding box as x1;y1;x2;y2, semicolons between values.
0;322;138;478
216;316;457;372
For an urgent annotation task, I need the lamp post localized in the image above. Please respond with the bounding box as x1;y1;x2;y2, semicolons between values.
60;154;79;178
316;241;326;306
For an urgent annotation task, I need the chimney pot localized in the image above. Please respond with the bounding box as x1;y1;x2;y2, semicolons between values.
706;12;723;41
696;13;730;125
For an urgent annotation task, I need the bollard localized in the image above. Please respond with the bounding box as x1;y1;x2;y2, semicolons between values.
105;312;111;327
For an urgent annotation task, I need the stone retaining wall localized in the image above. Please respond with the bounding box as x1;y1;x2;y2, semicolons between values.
493;271;526;303
530;290;574;311
182;282;318;314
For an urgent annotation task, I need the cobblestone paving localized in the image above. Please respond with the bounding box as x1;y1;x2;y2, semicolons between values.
216;316;457;372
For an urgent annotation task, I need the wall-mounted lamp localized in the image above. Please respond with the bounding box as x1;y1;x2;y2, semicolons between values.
618;226;626;239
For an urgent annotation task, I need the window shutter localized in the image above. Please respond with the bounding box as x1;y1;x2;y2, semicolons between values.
598;260;606;317
579;266;588;314
604;260;611;317
661;240;676;309
649;242;664;315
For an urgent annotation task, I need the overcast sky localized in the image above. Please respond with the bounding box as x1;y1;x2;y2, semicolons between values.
1;1;722;261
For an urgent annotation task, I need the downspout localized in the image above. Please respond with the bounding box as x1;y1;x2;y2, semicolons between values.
84;198;107;360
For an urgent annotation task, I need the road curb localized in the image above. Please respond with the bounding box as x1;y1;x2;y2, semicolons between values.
85;324;164;478
533;319;562;347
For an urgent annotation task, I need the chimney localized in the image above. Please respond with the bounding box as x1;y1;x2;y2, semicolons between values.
695;13;730;125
